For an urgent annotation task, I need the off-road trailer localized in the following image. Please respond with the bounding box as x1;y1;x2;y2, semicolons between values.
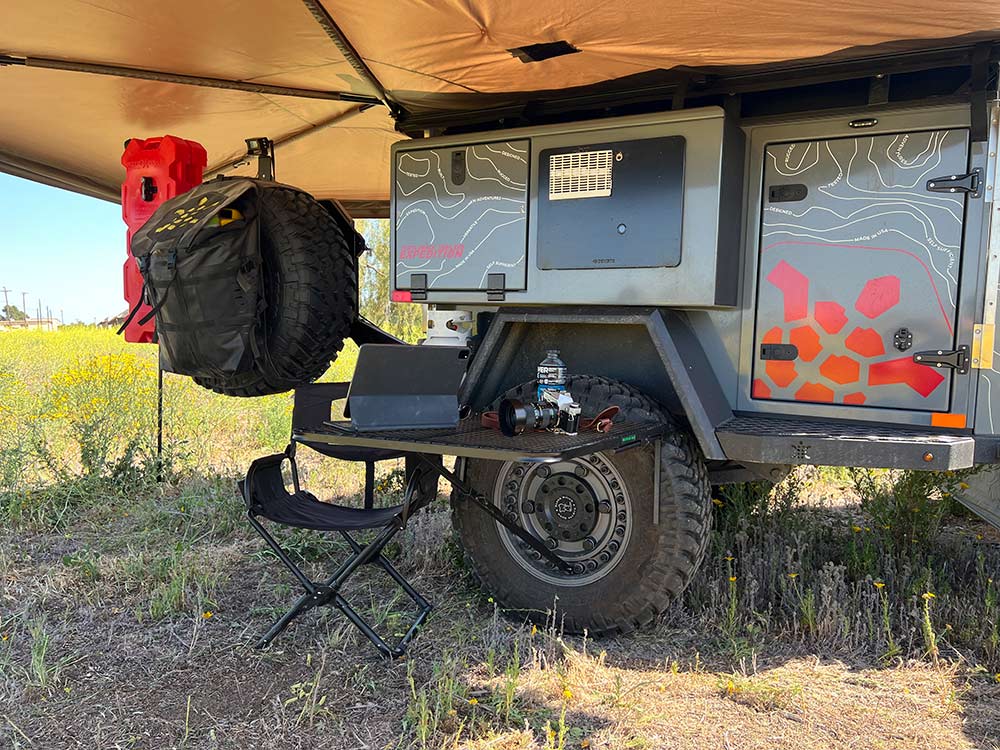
9;3;1000;639
124;48;1000;638
310;51;1000;633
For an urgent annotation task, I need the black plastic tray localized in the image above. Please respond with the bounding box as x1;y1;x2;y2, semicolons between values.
295;418;666;463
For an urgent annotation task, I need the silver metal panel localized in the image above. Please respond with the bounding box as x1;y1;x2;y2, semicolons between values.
390;107;740;307
394;140;529;291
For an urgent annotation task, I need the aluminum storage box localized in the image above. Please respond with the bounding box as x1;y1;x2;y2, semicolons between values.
391;107;744;308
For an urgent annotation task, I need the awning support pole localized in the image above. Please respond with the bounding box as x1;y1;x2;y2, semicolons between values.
298;0;399;117
0;54;383;105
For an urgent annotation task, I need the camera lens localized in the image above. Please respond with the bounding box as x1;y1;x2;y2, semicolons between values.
499;399;530;437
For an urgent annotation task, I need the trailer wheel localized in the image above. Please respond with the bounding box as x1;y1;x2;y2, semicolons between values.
451;376;711;635
193;187;357;397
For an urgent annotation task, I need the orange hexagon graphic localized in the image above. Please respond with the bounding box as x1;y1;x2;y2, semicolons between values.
795;382;835;403
845;327;885;358
855;275;900;319
843;392;866;405
814;301;848;334
789;325;822;362
819;354;860;384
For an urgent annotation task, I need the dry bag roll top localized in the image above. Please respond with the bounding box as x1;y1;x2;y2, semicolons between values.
129;178;265;378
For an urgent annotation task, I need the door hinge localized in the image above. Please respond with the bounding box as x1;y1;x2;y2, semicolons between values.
926;168;983;197
913;345;970;374
972;324;996;369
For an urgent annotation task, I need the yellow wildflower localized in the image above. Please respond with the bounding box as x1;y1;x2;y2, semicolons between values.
468;697;478;706
563;688;573;700
873;581;885;589
922;592;936;600
202;611;213;619
852;525;862;533
712;498;724;507
530;624;538;636
787;573;798;579
724;555;734;562
960;482;970;490
729;576;737;583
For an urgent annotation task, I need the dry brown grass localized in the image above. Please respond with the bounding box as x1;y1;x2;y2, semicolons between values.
2;482;1000;750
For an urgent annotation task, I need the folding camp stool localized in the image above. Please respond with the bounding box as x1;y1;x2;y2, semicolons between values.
240;382;437;658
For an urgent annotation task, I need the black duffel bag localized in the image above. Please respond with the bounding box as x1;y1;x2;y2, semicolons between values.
126;178;359;394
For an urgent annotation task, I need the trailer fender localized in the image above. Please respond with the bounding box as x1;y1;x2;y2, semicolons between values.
460;307;731;460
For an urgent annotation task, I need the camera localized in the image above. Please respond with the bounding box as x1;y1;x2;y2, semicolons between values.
498;390;582;437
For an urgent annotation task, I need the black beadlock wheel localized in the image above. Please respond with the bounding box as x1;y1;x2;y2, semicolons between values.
194;186;357;397
451;375;711;636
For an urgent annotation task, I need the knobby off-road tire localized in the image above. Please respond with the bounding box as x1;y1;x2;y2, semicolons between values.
195;187;357;397
451;375;711;636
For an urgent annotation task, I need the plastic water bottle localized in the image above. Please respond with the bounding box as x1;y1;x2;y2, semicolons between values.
537;350;567;400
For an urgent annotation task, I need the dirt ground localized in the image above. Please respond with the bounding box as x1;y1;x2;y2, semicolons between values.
2;469;1000;750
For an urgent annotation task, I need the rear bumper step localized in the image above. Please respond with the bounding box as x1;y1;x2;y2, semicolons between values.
717;415;975;471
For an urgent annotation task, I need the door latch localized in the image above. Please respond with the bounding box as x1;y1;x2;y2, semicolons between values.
912;345;970;375
926;168;982;197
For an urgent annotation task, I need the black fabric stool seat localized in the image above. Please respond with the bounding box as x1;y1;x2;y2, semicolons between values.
246;453;410;531
240;382;437;658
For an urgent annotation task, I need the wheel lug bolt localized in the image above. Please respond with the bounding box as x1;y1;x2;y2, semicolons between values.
615;525;625;537
608;540;620;552
617;510;627;522
598;500;612;513
530;551;542;560
574;465;589;477
610;479;620;489
521;500;536;513
599;551;611;563
506;481;519;491
507;512;518;522
537;466;551;478
513;466;525;477
546;537;559;549
586;560;598;572
585;503;594;513
583;537;597;551
572;563;586;575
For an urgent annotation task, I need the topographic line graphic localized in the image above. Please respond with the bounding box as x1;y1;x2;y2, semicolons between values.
467;147;527;189
395;140;528;289
397;152;430;178
886;132;937;168
398;195;523;224
768;141;820;176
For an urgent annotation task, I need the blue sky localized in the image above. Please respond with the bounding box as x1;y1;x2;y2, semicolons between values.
0;173;124;323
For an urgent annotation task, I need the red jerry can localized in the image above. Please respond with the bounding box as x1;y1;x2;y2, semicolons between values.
120;136;207;343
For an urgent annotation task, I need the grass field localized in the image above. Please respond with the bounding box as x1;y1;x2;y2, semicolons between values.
2;326;1000;749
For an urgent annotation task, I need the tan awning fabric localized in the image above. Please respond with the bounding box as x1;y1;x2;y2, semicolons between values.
2;1;1000;211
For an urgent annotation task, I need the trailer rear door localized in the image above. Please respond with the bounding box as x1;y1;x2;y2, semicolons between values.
752;128;971;412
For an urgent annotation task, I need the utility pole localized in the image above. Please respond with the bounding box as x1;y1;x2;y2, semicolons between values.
0;287;10;315
37;300;42;329
21;292;27;327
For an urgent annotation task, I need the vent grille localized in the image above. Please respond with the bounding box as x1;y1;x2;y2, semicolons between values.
549;150;613;200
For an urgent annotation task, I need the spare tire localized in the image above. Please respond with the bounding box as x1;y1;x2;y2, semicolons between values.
194;185;358;397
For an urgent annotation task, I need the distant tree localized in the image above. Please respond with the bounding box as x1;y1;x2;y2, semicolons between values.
2;304;26;321
356;219;423;342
